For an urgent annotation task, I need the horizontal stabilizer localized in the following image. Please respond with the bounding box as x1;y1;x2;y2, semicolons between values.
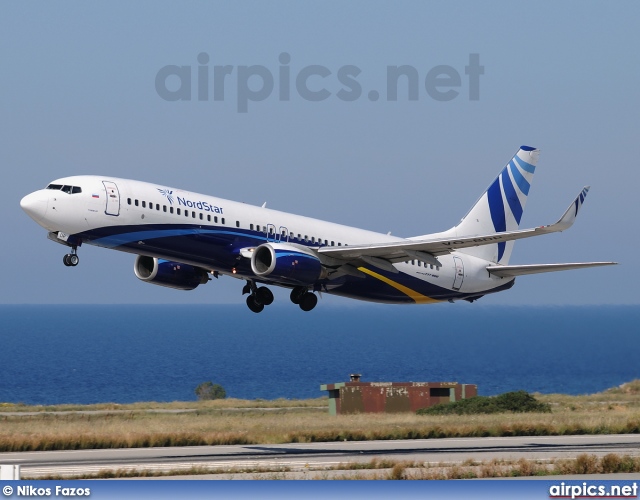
486;262;617;278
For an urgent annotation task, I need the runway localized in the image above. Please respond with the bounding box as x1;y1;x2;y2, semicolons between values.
2;434;640;478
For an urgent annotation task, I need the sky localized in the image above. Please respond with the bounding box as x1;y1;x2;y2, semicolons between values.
1;1;638;305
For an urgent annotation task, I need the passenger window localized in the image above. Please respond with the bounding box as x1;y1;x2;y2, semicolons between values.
338;243;341;246
170;207;174;214
221;218;225;224
331;241;335;246
207;215;211;222
142;201;146;208
185;210;189;217
127;198;131;205
214;216;218;223
163;205;167;212
250;224;254;230
199;213;203;220
236;221;240;228
149;202;153;210
177;208;181;215
135;200;139;206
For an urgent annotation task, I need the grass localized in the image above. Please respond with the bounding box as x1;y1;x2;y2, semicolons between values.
1;381;639;452
0;397;327;413
1;405;640;452
328;453;640;480
25;454;640;480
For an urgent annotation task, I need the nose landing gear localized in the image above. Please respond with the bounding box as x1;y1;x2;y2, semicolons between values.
63;248;79;267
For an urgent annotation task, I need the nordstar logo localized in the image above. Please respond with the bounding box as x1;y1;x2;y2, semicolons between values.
157;188;174;204
177;196;224;214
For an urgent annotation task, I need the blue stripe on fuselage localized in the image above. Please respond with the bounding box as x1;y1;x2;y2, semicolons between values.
91;227;248;248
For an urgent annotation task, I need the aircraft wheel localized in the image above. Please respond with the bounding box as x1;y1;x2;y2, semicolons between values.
290;287;306;304
69;254;79;266
63;254;72;267
246;295;265;313
299;292;318;312
256;287;274;306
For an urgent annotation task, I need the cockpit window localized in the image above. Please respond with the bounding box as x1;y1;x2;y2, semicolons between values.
46;184;82;194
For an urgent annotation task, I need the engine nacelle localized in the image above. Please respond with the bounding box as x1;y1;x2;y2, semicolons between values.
251;243;323;285
134;255;209;291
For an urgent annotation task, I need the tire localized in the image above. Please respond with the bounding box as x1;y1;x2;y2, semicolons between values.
256;287;274;306
69;254;79;266
246;295;264;313
299;292;318;312
290;287;305;304
63;254;71;267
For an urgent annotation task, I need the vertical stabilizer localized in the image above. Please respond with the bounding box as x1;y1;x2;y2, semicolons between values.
454;146;540;264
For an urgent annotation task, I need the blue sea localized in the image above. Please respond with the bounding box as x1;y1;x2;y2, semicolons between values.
0;305;638;405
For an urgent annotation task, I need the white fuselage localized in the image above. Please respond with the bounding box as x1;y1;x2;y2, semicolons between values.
20;175;513;306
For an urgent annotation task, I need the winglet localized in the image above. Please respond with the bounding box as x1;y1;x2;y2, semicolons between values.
548;186;590;231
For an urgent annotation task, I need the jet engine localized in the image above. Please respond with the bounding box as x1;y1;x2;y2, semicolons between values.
251;243;324;285
134;255;209;290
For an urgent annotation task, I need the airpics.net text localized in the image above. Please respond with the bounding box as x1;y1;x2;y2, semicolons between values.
155;52;484;112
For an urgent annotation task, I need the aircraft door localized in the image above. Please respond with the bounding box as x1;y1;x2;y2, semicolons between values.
452;256;465;290
277;226;289;243
266;224;289;243
266;224;277;242
103;181;120;216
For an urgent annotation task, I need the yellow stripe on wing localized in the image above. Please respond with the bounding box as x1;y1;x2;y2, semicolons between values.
357;267;441;304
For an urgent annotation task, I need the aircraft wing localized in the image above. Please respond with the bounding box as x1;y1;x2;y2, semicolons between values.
318;187;592;266
486;262;617;277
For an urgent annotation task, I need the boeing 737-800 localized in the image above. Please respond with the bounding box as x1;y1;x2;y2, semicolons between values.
20;146;615;312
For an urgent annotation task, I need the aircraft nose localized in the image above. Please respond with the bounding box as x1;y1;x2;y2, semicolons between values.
20;190;48;223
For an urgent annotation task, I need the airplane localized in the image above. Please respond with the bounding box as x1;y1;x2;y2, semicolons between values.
20;146;616;312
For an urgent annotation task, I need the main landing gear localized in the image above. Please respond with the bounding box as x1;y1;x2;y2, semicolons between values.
63;248;79;267
242;280;275;314
241;282;318;313
290;286;318;312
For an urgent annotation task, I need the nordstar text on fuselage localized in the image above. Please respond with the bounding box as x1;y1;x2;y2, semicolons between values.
176;196;224;214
